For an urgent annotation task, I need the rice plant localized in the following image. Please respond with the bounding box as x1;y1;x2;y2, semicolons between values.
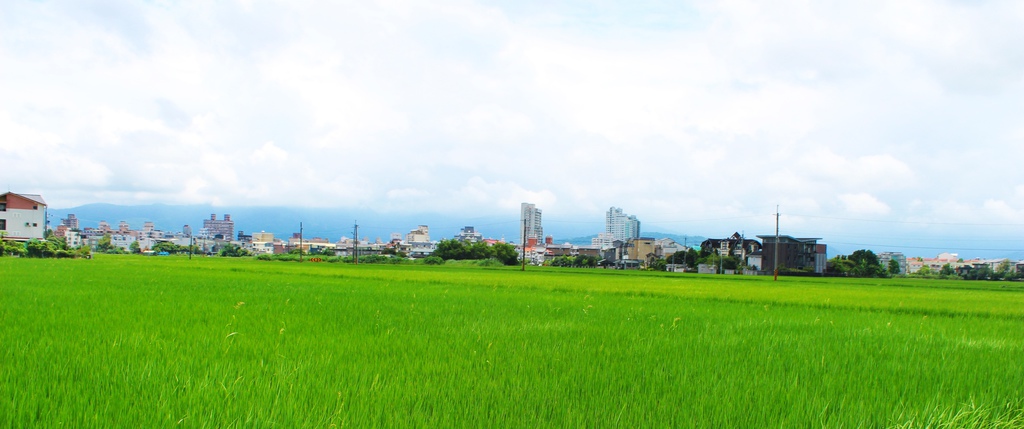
1;256;1021;427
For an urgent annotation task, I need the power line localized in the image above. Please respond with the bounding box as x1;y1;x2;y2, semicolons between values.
644;215;767;224
826;241;1023;252
798;232;1024;243
789;214;1024;227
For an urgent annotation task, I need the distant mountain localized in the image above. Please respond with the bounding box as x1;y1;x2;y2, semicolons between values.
47;204;608;243
646;232;707;247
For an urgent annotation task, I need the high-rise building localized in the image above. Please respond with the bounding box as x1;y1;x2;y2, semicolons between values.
60;214;79;230
520;203;543;244
455;226;483;243
203;214;235;239
606;207;640;242
405;225;430;243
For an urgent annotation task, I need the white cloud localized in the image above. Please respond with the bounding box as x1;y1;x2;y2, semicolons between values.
838;193;891;216
1;0;1022;253
441;104;535;142
250;141;288;163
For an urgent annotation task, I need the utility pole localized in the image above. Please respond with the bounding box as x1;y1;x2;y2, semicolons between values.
741;231;746;269
774;206;780;281
299;222;303;263
520;217;528;270
188;234;193;260
353;221;359;265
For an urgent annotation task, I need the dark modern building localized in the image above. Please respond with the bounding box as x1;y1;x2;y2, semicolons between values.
757;235;827;274
700;232;762;259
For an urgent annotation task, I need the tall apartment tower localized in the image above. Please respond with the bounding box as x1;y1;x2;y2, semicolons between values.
203;214;235;239
60;214;79;230
520;202;543;244
606;207;640;241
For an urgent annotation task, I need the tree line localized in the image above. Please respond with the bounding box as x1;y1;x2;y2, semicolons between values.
0;233;91;259
432;239;519;266
828;249;1022;280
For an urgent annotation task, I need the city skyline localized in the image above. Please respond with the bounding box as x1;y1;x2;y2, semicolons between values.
42;201;1023;261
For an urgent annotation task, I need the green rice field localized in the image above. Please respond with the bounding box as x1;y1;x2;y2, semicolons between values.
2;256;1023;427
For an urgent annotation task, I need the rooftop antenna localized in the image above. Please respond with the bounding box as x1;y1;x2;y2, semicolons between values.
774;206;780;281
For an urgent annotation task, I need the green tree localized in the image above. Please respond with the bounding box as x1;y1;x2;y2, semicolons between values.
963;264;991;280
218;243;250;257
0;235;26;257
152;241;183;254
96;234;116;253
75;245;92;259
697;253;740;273
996;259;1013;280
46;235;67;251
549;255;573;267
848;250;884;277
25;239;50;258
684;248;699;269
492;242;519;266
129;241;141;254
381;247;407;258
887;259;902;276
433;239;467;260
575;255;598;268
422;255;444;265
466;241;494;260
940;263;956;277
829;256;855;275
666;251;685;265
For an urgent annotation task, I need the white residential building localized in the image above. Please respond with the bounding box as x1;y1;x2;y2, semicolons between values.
655;238;687;258
65;230;83;248
0;192;47;241
606;206;640;242
521;202;543;244
455;226;483;243
405;225;430;243
592;232;615;249
111;234;137;250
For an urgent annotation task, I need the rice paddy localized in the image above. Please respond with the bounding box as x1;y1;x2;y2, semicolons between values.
2;256;1022;427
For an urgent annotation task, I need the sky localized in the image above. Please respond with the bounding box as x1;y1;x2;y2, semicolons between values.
2;0;1024;258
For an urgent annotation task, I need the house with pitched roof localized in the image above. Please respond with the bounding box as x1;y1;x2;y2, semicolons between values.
0;192;47;241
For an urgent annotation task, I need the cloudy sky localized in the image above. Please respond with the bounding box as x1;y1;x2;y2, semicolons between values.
2;0;1023;257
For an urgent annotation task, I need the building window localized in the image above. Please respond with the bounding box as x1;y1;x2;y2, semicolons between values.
0;203;5;211
0;219;5;230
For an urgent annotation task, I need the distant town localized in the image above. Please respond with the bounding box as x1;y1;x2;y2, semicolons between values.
2;191;1021;278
